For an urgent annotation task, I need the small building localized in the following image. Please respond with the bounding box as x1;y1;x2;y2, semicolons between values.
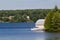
27;16;30;20
9;16;14;20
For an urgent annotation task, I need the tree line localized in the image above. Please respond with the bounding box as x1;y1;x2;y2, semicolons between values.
0;7;60;22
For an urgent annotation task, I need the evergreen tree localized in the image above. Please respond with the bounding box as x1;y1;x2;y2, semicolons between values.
44;11;53;31
44;6;60;32
51;11;60;31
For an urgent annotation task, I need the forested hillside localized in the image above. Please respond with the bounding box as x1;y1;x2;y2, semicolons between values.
0;9;60;22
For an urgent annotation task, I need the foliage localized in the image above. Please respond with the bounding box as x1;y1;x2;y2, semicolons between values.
0;9;49;22
44;6;60;32
0;6;60;23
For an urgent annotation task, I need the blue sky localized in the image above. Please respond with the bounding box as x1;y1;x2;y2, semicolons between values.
0;0;60;10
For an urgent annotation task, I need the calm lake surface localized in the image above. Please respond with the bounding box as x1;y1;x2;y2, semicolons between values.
0;22;60;40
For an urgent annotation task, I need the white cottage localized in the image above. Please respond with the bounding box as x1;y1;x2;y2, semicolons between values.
31;19;45;30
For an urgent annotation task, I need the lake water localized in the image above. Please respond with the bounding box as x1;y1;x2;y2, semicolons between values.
0;22;60;40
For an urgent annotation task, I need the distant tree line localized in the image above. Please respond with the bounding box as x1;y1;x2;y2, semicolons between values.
0;8;60;22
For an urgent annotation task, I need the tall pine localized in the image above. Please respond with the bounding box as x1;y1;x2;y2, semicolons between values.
44;6;60;32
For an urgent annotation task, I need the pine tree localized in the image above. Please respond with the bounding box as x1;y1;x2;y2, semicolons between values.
44;11;53;31
44;6;60;32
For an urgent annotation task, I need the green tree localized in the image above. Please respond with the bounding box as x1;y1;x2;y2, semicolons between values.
51;11;60;31
44;6;60;32
44;12;53;31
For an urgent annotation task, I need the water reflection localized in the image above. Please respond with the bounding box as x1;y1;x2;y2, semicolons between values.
45;32;60;40
46;37;60;40
0;29;59;40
